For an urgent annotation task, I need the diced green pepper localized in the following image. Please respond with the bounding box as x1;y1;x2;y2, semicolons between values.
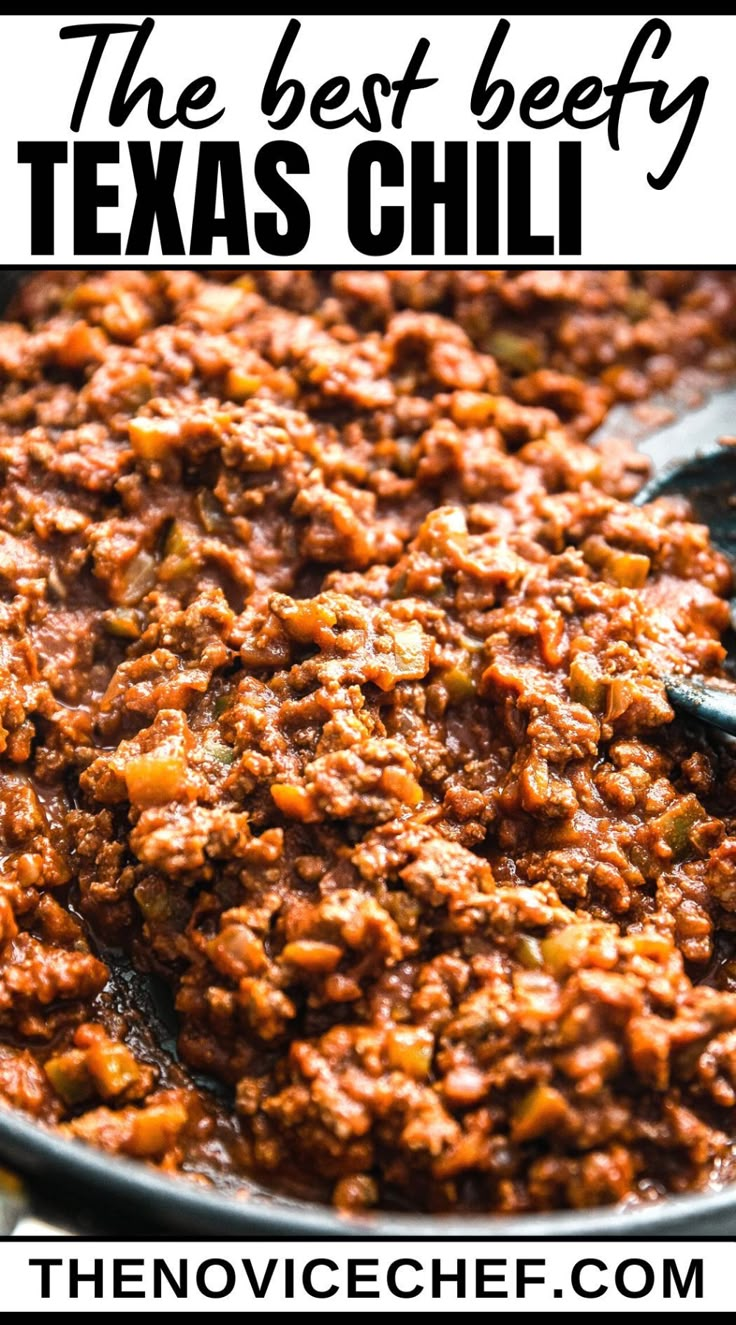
516;934;544;970
134;878;172;924
389;570;408;601
540;924;593;976
204;732;236;765
161;521;198;581
119;550;156;605
625;289;651;323
196;489;230;535
103;607;143;639
164;521;191;559
443;665;477;704
569;655;606;713
653;794;705;859
45;1050;93;1106
489;331;541;375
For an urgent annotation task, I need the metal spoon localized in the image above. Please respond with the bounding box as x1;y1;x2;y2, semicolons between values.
594;383;736;735
659;673;736;736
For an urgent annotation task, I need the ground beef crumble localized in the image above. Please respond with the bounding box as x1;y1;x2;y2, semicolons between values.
0;268;736;1214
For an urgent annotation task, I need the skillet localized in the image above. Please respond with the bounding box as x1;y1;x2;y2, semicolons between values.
0;266;735;1236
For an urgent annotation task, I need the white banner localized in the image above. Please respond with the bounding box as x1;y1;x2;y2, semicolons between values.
1;1238;727;1311
0;13;733;262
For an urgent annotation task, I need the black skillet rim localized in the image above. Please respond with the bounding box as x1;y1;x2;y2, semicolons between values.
1;268;735;1235
3;1102;736;1235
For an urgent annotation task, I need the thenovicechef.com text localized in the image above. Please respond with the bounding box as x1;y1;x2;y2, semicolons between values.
15;1245;706;1308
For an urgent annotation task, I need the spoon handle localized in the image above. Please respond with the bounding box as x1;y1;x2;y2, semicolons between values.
665;675;736;736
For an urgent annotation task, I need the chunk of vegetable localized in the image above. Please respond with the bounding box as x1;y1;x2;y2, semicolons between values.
569;655;606;713
45;1050;93;1106
386;1026;434;1079
225;368;262;401
55;322;108;369
489;331;541;374
126;1100;188;1157
271;783;318;821
605;549;651;588
450;391;496;426
161;521;199;582
124;749;189;806
196;489;230;534
512;1084;568;1142
443;665;477;704
103;607;143;639
204;733;236;766
280;940;343;973
389;570;409;601
653;794;705;858
380;766;424;805
369;621;431;691
128;416;180;461
541;924;594;976
86;1042;142;1099
118;550;157;605
516;934;544;970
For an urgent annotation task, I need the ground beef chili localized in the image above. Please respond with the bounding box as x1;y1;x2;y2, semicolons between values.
2;270;736;1215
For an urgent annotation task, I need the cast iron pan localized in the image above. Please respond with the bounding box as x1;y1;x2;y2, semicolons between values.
1;268;736;1237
